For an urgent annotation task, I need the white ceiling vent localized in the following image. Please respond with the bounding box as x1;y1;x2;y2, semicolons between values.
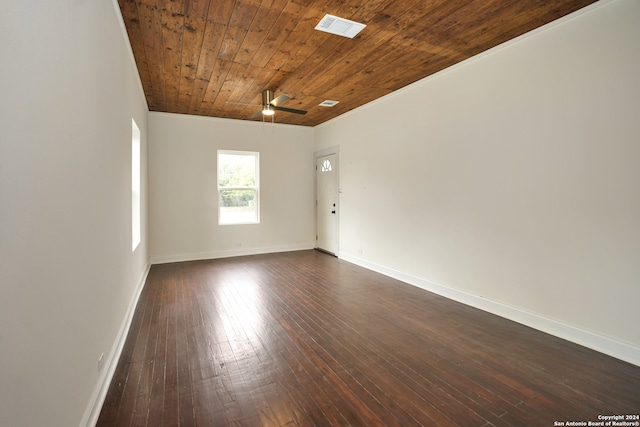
319;100;340;107
315;14;366;39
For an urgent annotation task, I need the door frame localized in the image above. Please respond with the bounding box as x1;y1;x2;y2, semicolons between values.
314;146;340;255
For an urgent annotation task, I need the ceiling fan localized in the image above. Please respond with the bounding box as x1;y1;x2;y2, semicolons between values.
229;90;308;119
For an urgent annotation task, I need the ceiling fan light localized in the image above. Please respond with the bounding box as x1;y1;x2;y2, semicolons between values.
262;107;275;116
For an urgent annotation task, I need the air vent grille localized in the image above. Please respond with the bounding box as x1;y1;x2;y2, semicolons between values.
315;14;366;39
319;100;340;107
319;16;336;29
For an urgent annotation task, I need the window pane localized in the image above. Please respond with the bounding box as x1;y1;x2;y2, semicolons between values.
219;189;258;224
132;118;141;251
218;151;259;225
218;154;256;187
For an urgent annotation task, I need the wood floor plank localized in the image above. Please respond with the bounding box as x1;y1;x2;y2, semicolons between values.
97;250;640;426
176;274;197;427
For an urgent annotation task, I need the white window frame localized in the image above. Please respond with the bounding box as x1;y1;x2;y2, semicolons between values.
217;150;260;225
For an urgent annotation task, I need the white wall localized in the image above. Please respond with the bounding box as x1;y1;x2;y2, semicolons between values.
0;1;149;426
315;0;640;365
149;113;315;263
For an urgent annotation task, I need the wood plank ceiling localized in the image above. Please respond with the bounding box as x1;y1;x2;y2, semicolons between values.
119;0;597;126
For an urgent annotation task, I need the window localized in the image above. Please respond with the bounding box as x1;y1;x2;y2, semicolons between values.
217;150;259;225
131;118;141;251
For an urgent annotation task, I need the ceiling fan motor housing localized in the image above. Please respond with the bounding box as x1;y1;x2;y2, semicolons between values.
262;90;275;108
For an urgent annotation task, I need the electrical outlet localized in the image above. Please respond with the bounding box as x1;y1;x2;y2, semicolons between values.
98;353;105;372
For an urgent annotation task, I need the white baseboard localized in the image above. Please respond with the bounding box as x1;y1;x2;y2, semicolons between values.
340;252;640;367
80;263;151;427
150;243;315;265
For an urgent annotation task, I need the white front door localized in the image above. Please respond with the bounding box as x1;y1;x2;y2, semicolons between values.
316;153;338;254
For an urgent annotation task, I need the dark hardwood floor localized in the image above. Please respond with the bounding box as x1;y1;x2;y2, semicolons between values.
97;250;640;426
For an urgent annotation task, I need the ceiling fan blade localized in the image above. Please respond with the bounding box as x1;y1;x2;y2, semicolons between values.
270;94;291;107
250;110;263;119
226;101;261;107
274;105;308;115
